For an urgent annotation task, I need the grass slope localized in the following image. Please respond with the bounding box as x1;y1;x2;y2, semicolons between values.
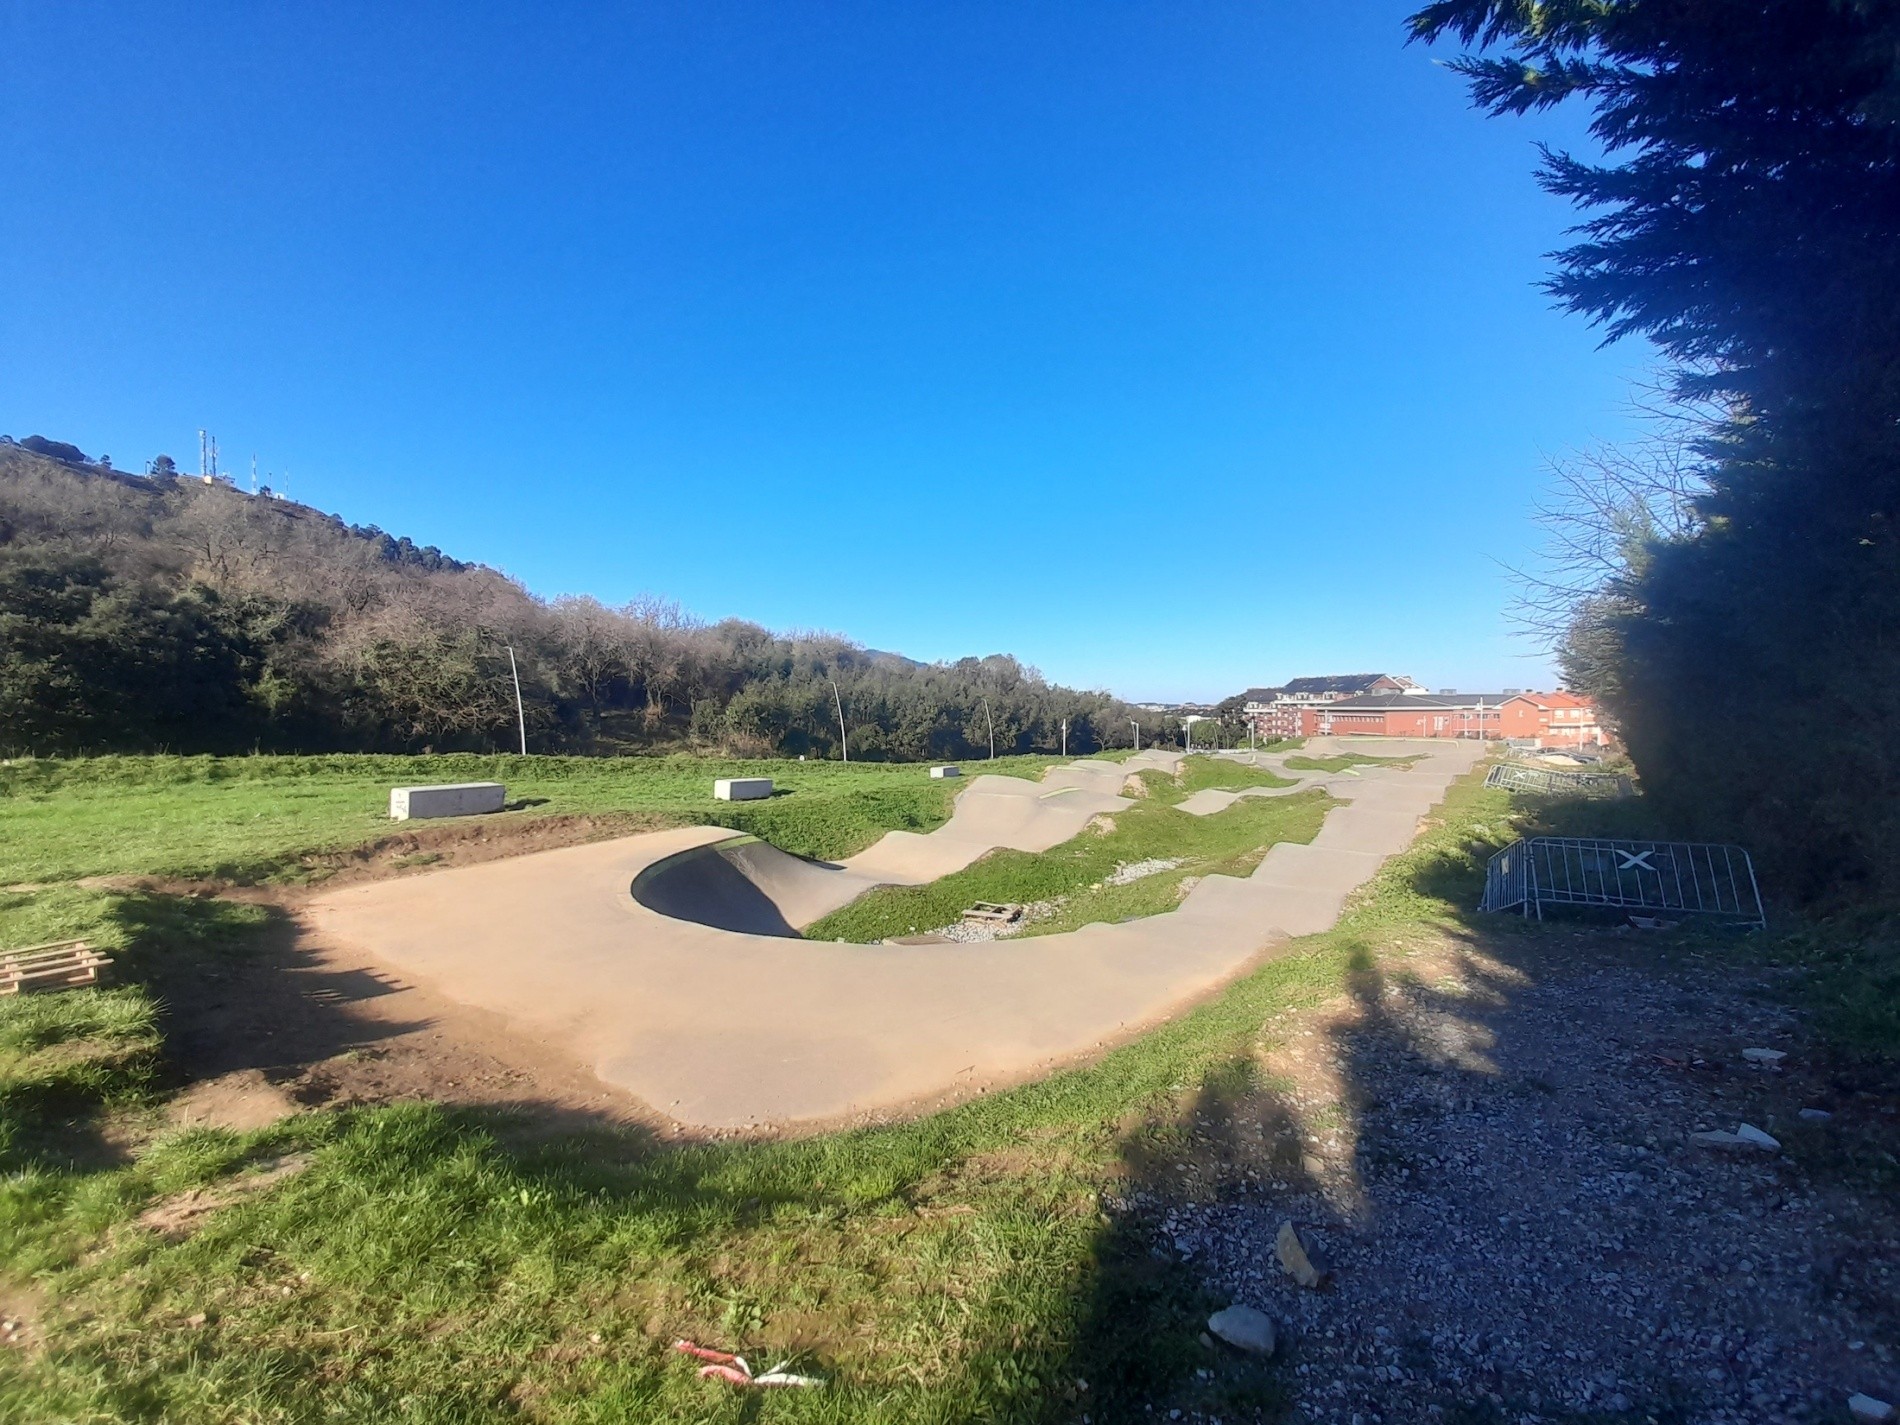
0;752;1063;884
806;791;1328;943
1280;752;1415;774
0;764;1505;1423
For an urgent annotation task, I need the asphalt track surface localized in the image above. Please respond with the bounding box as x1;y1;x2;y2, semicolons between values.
305;739;1485;1128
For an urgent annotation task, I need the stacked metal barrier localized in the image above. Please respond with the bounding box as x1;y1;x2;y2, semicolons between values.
1484;762;1633;798
1480;837;1764;927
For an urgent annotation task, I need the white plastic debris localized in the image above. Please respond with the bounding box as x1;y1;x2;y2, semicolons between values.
1690;1123;1780;1152
673;1340;823;1388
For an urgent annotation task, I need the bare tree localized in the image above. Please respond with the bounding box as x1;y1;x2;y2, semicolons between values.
1508;424;1709;651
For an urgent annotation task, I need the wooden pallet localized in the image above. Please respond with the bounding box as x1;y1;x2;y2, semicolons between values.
961;902;1024;925
1;939;111;995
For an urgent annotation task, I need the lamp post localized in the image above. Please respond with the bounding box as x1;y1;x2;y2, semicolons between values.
829;678;848;762
979;697;995;759
505;645;528;756
1131;719;1139;753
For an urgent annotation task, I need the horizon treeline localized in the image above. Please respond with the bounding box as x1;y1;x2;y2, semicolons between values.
0;441;1155;761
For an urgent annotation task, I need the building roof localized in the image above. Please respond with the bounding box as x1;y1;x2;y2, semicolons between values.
1280;674;1401;698
1239;687;1281;704
1323;692;1514;711
1502;690;1596;710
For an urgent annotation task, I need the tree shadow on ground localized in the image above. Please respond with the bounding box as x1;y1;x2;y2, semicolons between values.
1028;778;1900;1424
1033;926;1529;1425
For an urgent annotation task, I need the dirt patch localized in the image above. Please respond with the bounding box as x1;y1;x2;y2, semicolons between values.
169;1069;303;1133
280;811;683;892
151;906;669;1139
0;1280;44;1353
88;811;687;903
87;812;712;1132
136;1153;313;1241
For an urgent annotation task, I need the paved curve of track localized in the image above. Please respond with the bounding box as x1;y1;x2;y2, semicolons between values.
305;738;1484;1128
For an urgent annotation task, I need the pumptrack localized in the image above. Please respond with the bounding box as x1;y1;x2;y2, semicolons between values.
306;739;1485;1128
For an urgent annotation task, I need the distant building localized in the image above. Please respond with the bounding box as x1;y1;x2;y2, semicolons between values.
1304;691;1510;739
1241;674;1414;740
1498;691;1611;749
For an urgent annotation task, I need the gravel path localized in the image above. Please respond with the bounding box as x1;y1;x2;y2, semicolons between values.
1111;931;1900;1423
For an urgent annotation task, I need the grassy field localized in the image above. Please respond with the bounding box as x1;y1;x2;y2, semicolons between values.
0;751;1065;885
0;759;1511;1424
806;787;1328;943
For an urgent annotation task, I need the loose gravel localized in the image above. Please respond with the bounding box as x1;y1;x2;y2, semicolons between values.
1108;931;1900;1423
1108;858;1186;887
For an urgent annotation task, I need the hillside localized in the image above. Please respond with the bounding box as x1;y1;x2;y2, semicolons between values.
0;436;1144;758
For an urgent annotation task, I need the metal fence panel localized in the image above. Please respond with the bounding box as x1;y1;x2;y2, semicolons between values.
1478;836;1764;927
1485;763;1634;798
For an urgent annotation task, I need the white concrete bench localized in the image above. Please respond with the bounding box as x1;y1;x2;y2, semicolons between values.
389;782;506;820
713;777;773;802
930;765;961;778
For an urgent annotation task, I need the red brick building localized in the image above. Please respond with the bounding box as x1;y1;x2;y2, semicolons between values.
1242;674;1413;740
1497;691;1610;749
1306;691;1507;739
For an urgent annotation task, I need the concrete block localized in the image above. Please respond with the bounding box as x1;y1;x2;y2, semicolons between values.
389;782;506;821
929;765;961;778
713;777;773;802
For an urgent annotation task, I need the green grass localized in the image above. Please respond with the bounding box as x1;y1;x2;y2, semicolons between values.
1280;752;1416;774
1153;754;1297;803
806;791;1330;942
0;766;1511;1424
0;752;1064;885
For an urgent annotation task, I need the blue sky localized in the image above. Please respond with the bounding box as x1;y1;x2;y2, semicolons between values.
2;2;1649;701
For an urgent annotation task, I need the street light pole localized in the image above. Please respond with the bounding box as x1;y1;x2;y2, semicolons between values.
1131;719;1139;753
829;678;849;762
1060;717;1068;758
980;697;995;759
505;645;528;756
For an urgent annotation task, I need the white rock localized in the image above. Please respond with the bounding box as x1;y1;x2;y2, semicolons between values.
1742;1047;1786;1064
1690;1124;1779;1152
1207;1305;1277;1356
1848;1393;1895;1422
1798;1107;1833;1122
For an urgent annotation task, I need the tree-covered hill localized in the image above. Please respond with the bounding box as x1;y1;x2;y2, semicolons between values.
0;437;1149;759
